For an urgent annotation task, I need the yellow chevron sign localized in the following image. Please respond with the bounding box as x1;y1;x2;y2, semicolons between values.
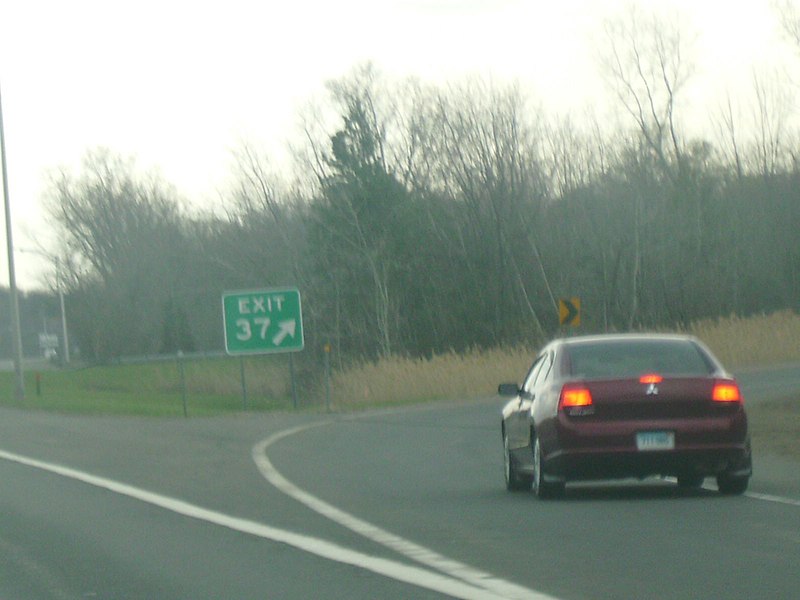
559;298;581;327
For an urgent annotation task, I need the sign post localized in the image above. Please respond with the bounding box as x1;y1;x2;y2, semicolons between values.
222;288;304;355
222;288;305;411
323;342;331;413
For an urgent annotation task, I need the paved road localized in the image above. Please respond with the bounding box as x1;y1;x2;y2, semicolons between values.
0;410;457;599
736;363;800;402
266;403;800;600
0;367;798;599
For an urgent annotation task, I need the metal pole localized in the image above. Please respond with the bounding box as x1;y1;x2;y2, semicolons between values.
324;343;331;413
289;353;297;410
0;84;25;401
177;351;187;418
56;257;69;364
240;356;248;411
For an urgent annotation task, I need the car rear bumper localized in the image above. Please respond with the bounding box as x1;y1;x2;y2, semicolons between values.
544;443;752;481
539;410;751;482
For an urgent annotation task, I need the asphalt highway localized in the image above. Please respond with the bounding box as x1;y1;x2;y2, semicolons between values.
0;366;797;599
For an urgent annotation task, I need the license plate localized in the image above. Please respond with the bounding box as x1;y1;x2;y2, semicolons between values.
636;431;675;451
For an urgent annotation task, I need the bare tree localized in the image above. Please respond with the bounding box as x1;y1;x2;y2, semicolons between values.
597;5;696;184
543;111;618;199
45;148;188;358
593;6;701;327
750;68;795;178
714;92;746;181
774;0;800;50
229;142;306;284
713;68;795;180
427;80;554;340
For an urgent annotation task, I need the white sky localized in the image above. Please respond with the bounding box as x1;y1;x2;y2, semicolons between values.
0;0;796;289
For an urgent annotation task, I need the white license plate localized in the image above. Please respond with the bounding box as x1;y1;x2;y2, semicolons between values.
636;431;675;451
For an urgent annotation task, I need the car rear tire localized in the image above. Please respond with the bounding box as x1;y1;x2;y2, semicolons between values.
533;437;564;499
716;474;749;495
504;431;532;492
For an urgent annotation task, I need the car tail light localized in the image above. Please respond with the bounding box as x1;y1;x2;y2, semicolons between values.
639;374;663;384
559;384;593;409
712;380;742;404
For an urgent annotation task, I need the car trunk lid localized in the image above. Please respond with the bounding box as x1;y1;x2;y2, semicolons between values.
571;377;732;420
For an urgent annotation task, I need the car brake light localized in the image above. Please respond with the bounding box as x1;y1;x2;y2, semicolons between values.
712;381;742;403
559;384;593;408
639;374;663;384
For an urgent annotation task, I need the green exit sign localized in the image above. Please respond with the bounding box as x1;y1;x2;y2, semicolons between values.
222;288;304;355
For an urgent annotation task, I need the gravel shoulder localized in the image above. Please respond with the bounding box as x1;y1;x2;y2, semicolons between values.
746;395;800;498
747;395;800;461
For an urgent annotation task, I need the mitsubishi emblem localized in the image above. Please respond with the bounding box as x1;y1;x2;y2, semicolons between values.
646;383;659;395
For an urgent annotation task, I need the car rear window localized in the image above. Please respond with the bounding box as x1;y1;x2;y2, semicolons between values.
565;339;714;379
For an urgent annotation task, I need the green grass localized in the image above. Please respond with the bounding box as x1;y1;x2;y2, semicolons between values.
0;355;299;417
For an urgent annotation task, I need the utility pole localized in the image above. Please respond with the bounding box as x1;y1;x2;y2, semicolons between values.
57;257;69;364
0;84;26;400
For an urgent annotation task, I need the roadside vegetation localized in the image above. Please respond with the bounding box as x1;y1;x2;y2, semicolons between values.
1;312;797;461
1;356;298;417
747;398;800;459
331;310;800;409
6;310;795;414
684;311;800;369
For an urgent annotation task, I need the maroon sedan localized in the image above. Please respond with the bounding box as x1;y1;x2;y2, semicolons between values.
500;334;751;498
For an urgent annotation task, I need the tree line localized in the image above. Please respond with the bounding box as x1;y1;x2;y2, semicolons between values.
29;6;800;368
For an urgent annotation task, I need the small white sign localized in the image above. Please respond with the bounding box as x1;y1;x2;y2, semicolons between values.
38;333;59;350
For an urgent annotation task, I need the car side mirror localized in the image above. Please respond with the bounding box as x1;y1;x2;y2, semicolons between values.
498;383;520;396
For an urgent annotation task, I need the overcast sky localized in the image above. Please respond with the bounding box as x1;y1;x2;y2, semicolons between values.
0;0;795;289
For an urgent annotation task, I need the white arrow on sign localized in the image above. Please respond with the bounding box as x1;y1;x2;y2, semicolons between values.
272;320;297;346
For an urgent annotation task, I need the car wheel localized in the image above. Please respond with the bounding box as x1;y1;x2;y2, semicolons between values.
716;474;749;495
677;474;705;489
503;431;532;492
532;436;564;499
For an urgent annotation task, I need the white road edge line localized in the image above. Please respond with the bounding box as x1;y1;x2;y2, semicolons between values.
665;477;800;507
252;423;557;600
0;448;525;600
744;492;800;507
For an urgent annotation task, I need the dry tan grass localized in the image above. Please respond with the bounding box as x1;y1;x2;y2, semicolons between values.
142;355;293;398
330;346;535;409
685;310;800;369
333;311;800;409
